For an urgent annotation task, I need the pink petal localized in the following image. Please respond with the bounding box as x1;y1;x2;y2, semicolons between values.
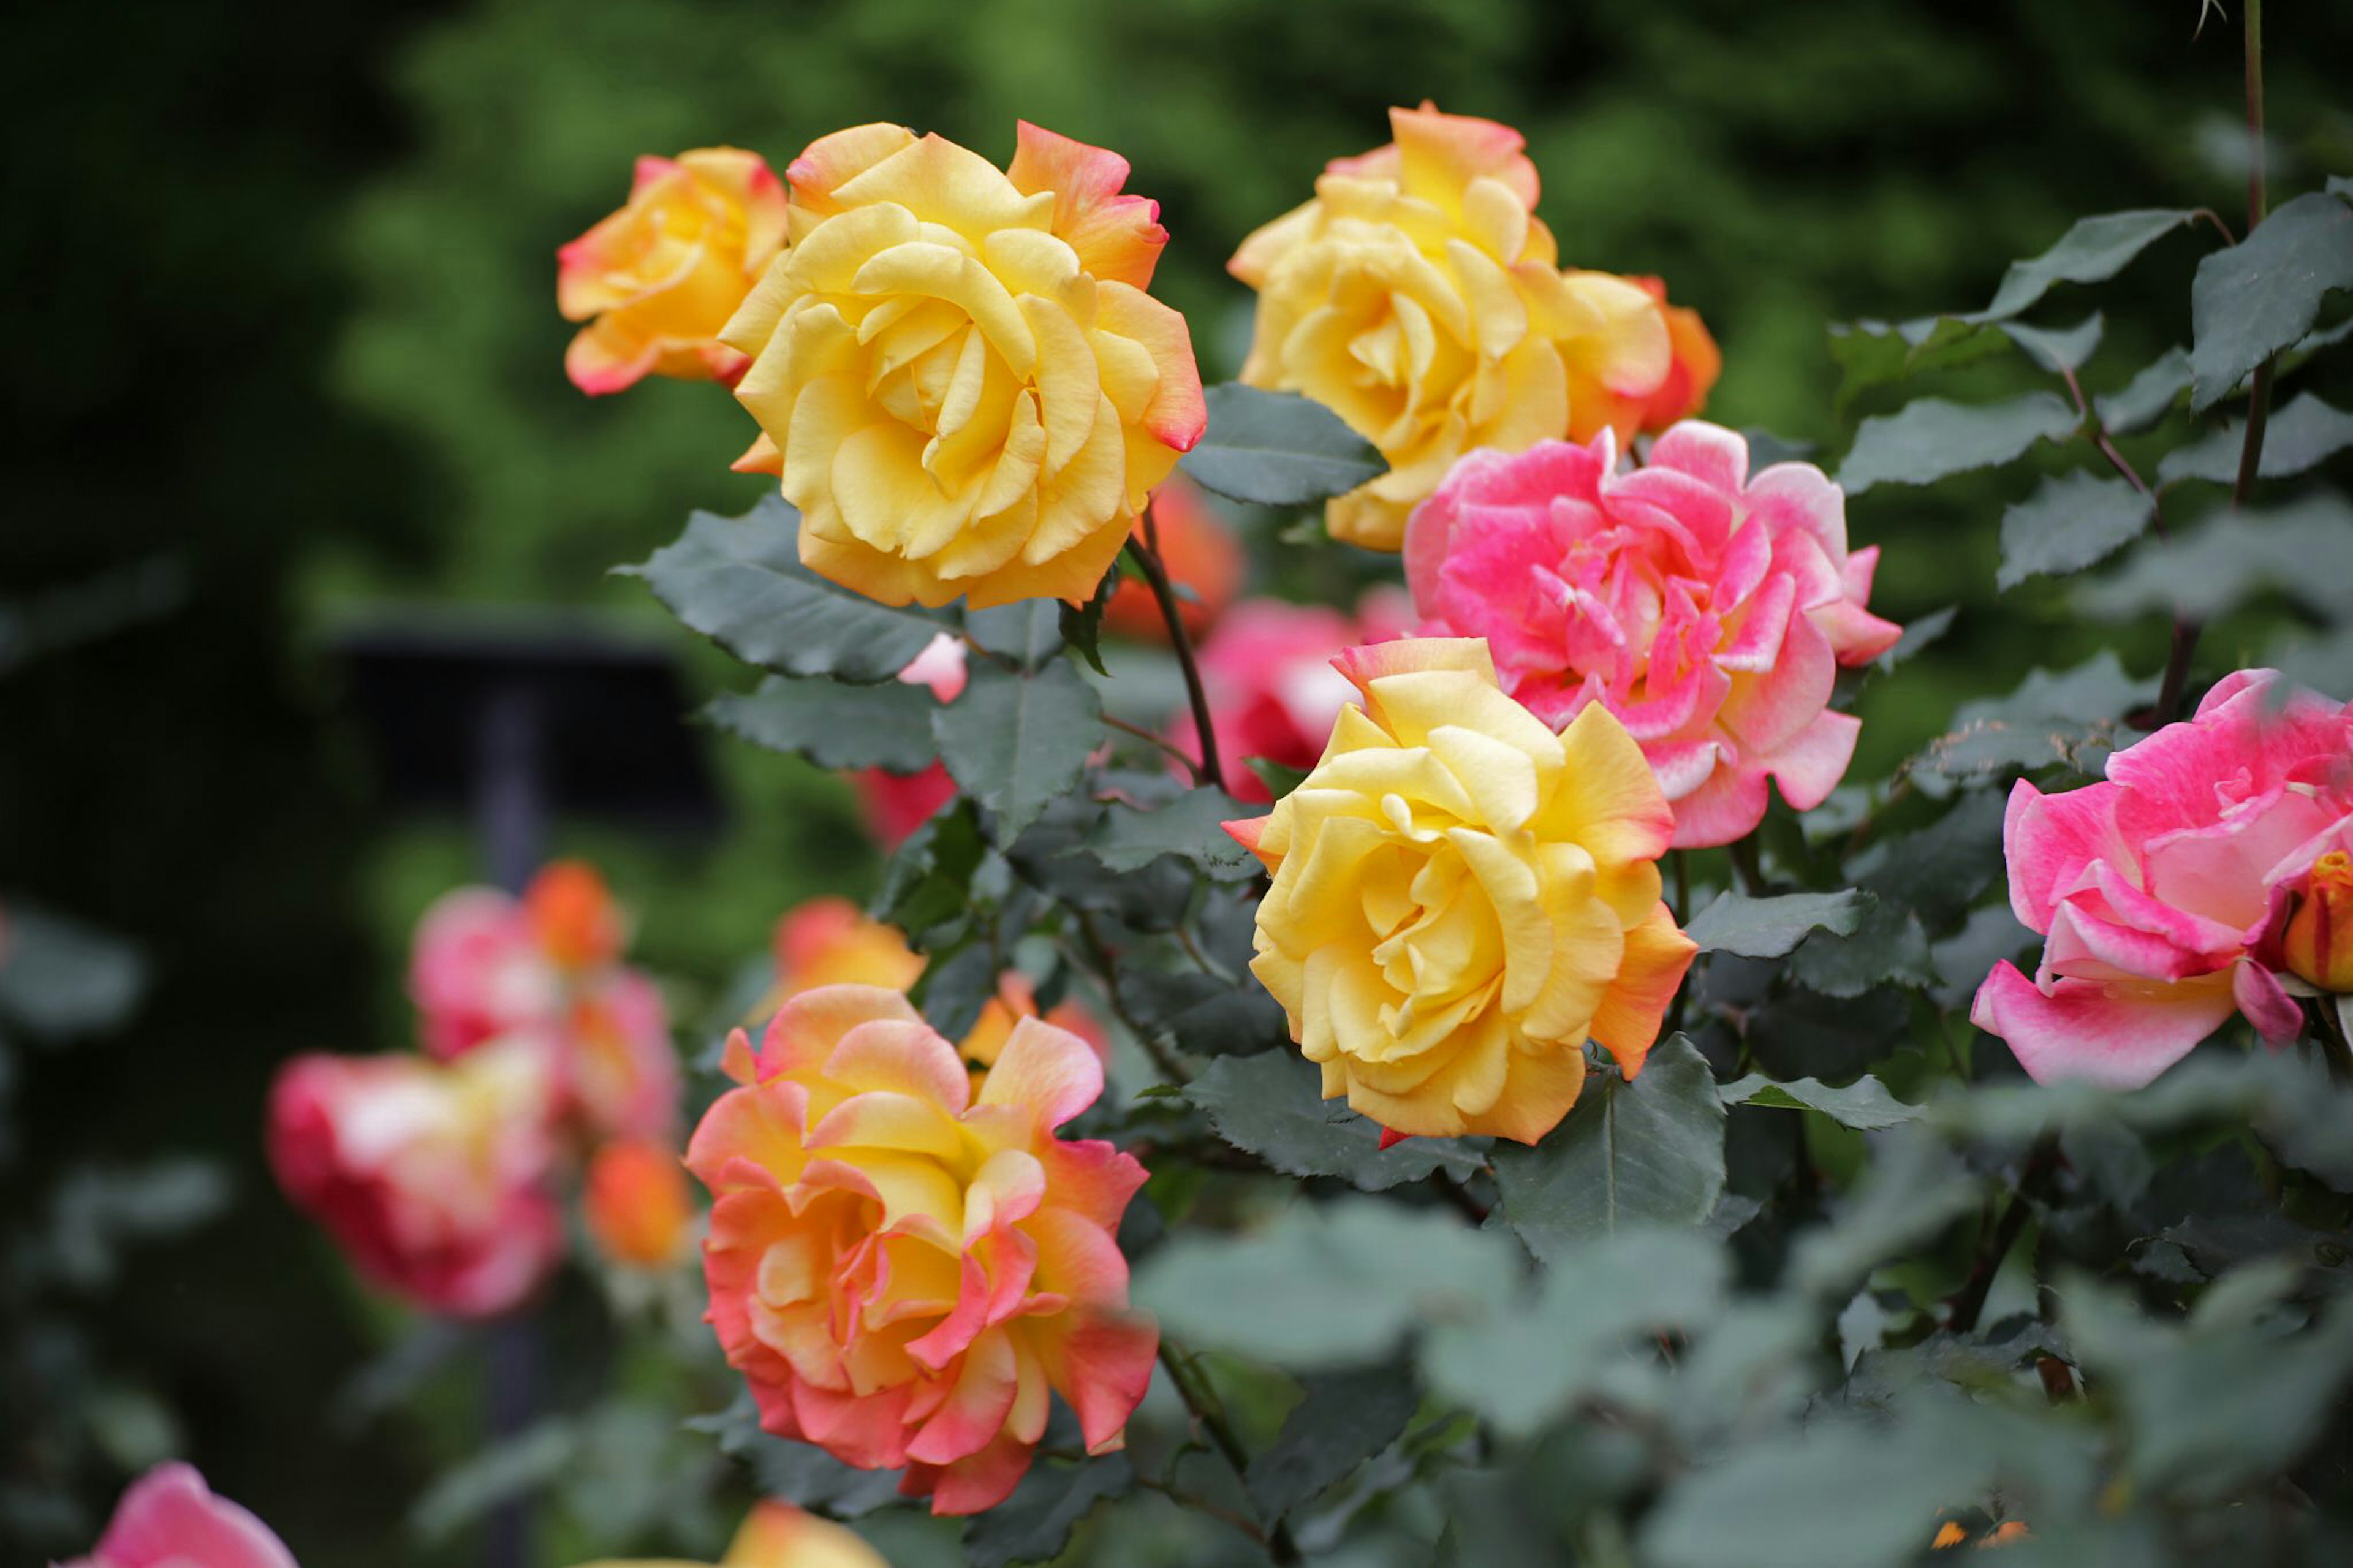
1760;708;1860;812
976;1017;1107;1129
81;1463;299;1568
2233;960;2305;1043
2003;778;2130;936
1970;961;2238;1089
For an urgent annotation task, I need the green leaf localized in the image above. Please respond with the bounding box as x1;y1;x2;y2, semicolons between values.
873;800;990;943
961;1453;1131;1568
2079;493;2353;624
1187;1050;1489;1190
2096;346;2191;435
1873;604;1957;673
1180;384;1387;506
1117;969;1288;1059
1747;987;1911;1083
1836;394;2078;494
1059;569;1116;676
1908;651;2152;796
1491;1036;1726;1265
1423;1229;1728;1438
1791;1129;1979;1298
1849;787;2012;928
1246;1365;1420;1521
2189;191;2353;409
1999;312;2103;374
704;675;941;772
2156;392;2353;485
1718;1072;1921;1131
0;904;145;1041
1080;787;1262;880
1825;316;2009;411
621;497;947;682
964;600;1064;668
1979;208;2199;320
1685;890;1868;958
1786;900;1936;998
1134;1195;1518;1368
1246;757;1311;799
1995;471;2156;589
934;659;1102;842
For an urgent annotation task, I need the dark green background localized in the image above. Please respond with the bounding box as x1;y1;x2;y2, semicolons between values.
3;0;2347;1559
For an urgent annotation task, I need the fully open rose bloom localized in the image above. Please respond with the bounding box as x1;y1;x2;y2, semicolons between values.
689;986;1154;1513
724;121;1206;608
558;148;788;395
410;862;679;1142
1973;670;2353;1088
64;1463;297;1568
1229;102;1670;551
1167;589;1414;805
1406;423;1901;848
572;1501;889;1568
268;1039;562;1317
1227;638;1696;1143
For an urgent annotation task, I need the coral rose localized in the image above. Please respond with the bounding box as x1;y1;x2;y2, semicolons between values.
1972;670;2353;1088
1226;638;1696;1143
1229;102;1670;551
558;148;787;395
1102;475;1244;641
1404;422;1901;848
725;121;1206;608
688;985;1156;1513
585;1137;694;1269
64;1463;298;1568
268;1039;562;1317
1167;588;1414;805
570;1501;888;1568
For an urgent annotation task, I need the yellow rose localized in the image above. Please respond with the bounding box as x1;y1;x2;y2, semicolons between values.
1229;103;1670;551
558;148;788;395
1226;638;1696;1143
724;121;1207;608
571;1501;888;1568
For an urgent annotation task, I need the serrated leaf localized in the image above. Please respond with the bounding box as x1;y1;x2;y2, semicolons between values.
622;498;946;682
2079;493;2353;624
2096;346;2191;435
1686;890;1868;958
1180;384;1387;505
2000;312;2104;374
1246;1365;1420;1521
1873;604;1955;672
1491;1037;1726;1264
1850;788;2012;928
1995;471;2156;589
1718;1072;1921;1131
1979;208;2199;319
2189;192;2353;408
874;801;989;942
1915;650;2154;801
1424;1229;1728;1438
1080;787;1262;880
1188;1050;1488;1189
934;660;1101;842
1134;1196;1519;1368
1748;987;1911;1083
961;1453;1131;1567
1837;394;2078;494
704;675;941;771
1059;569;1116;676
964;600;1064;667
1787;900;1936;997
2155;392;2353;485
1117;969;1287;1059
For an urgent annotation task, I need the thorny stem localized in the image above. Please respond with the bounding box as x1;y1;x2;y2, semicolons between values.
1127;509;1226;795
1158;1341;1303;1565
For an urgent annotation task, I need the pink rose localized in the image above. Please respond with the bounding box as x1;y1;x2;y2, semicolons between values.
1972;669;2353;1088
1167;589;1414;805
268;1040;563;1317
63;1463;297;1568
1404;422;1901;847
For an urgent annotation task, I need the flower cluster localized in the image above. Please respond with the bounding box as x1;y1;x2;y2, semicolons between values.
1973;670;2353;1088
1405;422;1901;847
689;986;1155;1513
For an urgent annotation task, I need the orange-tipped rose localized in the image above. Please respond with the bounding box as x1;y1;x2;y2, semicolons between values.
689;987;1157;1513
558;148;788;395
1227;638;1695;1143
1625;276;1721;433
585;1138;693;1269
2283;850;2353;993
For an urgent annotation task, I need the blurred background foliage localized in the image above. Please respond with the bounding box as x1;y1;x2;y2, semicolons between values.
3;0;2350;1560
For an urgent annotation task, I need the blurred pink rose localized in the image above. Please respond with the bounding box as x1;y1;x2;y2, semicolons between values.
1168;589;1414;805
1973;669;2353;1088
268;1039;563;1317
1404;422;1900;847
63;1463;297;1568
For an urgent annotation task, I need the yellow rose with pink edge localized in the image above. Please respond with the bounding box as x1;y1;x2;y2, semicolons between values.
1226;638;1696;1143
570;1500;887;1568
1229;102;1670;551
558;148;788;395
724;121;1207;608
